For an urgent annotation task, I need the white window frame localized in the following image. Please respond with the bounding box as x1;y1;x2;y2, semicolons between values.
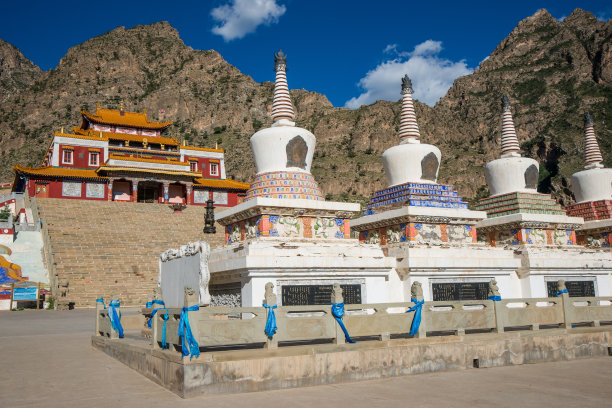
189;160;198;172
210;162;219;176
62;149;73;164
89;152;99;166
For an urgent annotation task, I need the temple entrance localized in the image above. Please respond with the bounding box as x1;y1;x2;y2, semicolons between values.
168;183;186;204
112;180;132;201
137;181;160;203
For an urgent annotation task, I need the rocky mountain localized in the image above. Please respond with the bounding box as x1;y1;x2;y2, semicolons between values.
0;8;610;208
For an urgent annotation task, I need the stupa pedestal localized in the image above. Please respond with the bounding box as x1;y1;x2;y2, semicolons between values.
352;184;521;301
209;197;394;306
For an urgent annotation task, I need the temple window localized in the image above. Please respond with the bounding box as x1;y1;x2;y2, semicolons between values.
210;162;219;176
62;150;73;164
89;152;99;166
189;161;198;172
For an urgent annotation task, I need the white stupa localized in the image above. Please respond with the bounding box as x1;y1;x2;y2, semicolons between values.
352;76;520;302
476;99;611;299
246;50;323;201
567;113;612;247
381;75;441;186
208;50;395;307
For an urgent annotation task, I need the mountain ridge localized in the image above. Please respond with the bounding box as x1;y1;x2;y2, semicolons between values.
0;9;610;208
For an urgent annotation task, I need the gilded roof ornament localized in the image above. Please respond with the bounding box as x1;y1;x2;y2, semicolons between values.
401;74;413;94
502;95;511;112
274;49;287;72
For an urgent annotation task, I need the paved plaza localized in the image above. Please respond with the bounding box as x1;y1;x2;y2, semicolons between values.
1;309;611;408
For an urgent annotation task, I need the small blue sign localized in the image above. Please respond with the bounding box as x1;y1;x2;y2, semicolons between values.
13;286;38;301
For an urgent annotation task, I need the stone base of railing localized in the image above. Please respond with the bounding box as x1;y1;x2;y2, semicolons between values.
92;327;612;398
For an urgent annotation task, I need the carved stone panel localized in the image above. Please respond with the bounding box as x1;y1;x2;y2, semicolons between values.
421;152;439;181
524;164;539;189
85;183;105;198
286;136;308;169
62;181;81;197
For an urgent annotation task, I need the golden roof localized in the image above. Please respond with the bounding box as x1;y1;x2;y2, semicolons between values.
108;154;186;166
194;178;249;190
81;107;172;130
96;165;198;178
13;165;107;180
72;127;179;146
180;145;224;153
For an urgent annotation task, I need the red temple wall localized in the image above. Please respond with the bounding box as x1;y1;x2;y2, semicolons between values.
27;179;108;201
59;145;104;168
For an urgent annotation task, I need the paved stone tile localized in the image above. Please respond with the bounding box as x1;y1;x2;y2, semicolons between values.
1;310;611;408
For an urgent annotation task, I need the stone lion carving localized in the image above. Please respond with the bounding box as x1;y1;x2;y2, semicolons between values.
263;282;277;306
332;283;344;304
184;286;198;307
410;281;423;300
557;279;567;293
488;279;500;297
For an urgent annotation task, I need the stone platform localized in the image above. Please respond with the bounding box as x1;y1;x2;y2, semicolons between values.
92;327;612;398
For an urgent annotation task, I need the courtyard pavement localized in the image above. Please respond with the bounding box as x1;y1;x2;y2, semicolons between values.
1;309;611;408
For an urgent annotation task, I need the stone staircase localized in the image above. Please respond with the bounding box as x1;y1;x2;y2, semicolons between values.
36;198;226;308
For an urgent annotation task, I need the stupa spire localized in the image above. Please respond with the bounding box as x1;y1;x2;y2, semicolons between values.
500;95;521;158
583;113;603;169
398;75;420;143
271;50;295;122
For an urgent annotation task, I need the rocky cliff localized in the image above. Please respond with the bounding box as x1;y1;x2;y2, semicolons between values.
0;8;609;207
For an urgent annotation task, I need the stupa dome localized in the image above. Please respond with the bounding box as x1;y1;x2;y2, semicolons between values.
381;75;440;186
484;96;539;196
570;113;612;203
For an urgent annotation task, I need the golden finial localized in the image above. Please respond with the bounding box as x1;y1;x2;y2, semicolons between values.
120;99;125;111
215;141;218;149
143;108;147;116
61;127;64;134
99;131;103;138
182;139;186;146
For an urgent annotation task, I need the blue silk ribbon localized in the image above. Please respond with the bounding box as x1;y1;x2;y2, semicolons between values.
178;305;200;360
555;289;568;297
406;298;424;336
331;302;355;343
488;295;502;301
108;299;124;338
160;309;169;349
96;298;106;309
147;300;166;328
262;304;277;339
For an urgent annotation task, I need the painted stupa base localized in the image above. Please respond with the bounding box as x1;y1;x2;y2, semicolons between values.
246;171;324;201
511;246;612;298
351;205;523;302
209;197;396;307
476;213;583;248
363;181;468;216
566;199;612;221
474;192;566;218
574;219;612;248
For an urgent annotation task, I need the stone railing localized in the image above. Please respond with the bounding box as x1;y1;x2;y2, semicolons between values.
130;285;612;354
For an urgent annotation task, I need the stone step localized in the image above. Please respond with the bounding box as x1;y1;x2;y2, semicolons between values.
37;198;226;308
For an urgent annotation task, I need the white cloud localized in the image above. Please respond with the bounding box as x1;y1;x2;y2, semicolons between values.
596;10;612;21
211;0;286;41
557;15;567;22
383;44;398;54
345;41;472;109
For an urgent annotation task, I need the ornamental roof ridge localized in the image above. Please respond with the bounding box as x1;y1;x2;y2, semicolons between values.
81;107;172;130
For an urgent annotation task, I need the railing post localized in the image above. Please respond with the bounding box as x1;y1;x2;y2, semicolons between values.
559;280;572;329
95;295;104;335
493;300;505;333
263;283;278;349
152;307;160;349
184;287;200;345
332;285;345;344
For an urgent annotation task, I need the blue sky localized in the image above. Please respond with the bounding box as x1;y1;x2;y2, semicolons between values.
1;1;610;107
